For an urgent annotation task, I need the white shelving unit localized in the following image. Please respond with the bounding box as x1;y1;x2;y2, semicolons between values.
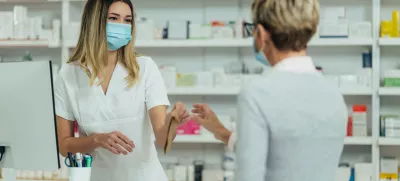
0;40;53;48
3;0;400;181
64;38;373;49
379;38;400;46
379;87;400;95
167;87;373;96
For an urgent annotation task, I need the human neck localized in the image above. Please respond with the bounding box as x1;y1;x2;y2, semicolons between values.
108;50;118;66
271;50;307;66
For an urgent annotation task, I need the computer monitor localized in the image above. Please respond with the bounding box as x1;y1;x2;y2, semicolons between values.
0;61;60;171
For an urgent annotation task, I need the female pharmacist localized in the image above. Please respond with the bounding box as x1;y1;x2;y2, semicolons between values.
54;0;190;181
192;0;348;181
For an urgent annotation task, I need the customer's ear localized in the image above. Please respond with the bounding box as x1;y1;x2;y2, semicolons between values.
256;24;269;43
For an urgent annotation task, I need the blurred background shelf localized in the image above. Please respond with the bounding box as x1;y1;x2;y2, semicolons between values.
379;38;400;46
0;40;55;48
379;87;400;95
174;135;222;143
378;138;400;146
65;38;373;48
344;137;373;145
167;87;372;96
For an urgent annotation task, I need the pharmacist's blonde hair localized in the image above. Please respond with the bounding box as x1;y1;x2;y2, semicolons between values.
252;0;320;51
67;0;139;87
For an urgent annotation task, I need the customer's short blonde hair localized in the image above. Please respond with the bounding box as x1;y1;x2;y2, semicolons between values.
252;0;319;51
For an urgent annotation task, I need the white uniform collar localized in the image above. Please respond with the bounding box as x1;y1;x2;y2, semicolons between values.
273;56;316;73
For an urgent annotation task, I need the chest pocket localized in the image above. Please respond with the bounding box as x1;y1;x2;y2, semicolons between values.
76;87;146;127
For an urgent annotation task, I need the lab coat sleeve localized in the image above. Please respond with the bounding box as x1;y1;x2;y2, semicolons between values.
144;57;170;111
235;89;268;181
227;131;237;151
54;75;75;121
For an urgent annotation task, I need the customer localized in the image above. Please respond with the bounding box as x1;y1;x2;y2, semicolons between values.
54;0;189;181
191;0;347;181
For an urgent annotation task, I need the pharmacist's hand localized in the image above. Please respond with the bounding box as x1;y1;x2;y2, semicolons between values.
167;102;191;125
93;131;135;155
191;104;223;133
192;104;231;144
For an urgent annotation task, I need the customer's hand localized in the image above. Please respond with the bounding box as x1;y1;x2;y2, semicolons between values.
191;104;223;133
167;102;190;125
93;131;135;155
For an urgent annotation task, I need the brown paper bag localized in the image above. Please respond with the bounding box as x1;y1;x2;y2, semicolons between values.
164;111;180;154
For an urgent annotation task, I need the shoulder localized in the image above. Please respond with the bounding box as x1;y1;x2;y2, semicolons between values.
136;55;157;69
56;62;80;85
136;56;161;77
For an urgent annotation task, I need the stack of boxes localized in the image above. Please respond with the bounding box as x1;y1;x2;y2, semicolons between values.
380;157;398;181
318;7;371;39
351;105;368;137
383;70;400;88
0;6;60;46
380;116;400;137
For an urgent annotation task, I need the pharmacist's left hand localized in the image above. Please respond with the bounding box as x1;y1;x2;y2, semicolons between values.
168;102;190;125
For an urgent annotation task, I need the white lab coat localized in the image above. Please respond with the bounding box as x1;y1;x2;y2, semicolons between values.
54;56;170;181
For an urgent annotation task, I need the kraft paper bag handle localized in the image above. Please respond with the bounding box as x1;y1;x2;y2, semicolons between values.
164;110;180;154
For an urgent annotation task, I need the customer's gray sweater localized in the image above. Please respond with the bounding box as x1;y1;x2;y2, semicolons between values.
235;56;347;181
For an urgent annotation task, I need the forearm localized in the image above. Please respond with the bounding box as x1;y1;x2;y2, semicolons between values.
213;126;232;144
59;134;99;157
154;123;176;148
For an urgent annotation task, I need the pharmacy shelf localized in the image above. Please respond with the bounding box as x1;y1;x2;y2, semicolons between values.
65;39;253;48
340;87;373;95
379;38;400;46
378;137;400;146
174;134;222;143
167;87;372;96
167;87;241;95
344;137;373;145
309;38;373;46
379;87;400;96
173;136;371;144
65;38;373;48
0;0;61;2
0;40;53;48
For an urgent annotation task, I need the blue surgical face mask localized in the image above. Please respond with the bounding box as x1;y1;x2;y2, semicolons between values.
253;40;270;66
106;22;132;51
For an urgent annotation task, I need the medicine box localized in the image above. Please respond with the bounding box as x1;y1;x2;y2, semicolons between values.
0;12;14;40
385;128;400;137
381;157;398;175
385;117;400;129
349;22;372;39
355;163;373;181
196;72;213;87
319;19;348;38
167;20;189;39
176;120;200;135
335;167;351;181
320;7;347;20
176;73;196;87
339;75;358;88
136;18;155;40
384;70;400;87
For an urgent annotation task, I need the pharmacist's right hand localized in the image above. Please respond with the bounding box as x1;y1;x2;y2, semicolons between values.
93;131;135;155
